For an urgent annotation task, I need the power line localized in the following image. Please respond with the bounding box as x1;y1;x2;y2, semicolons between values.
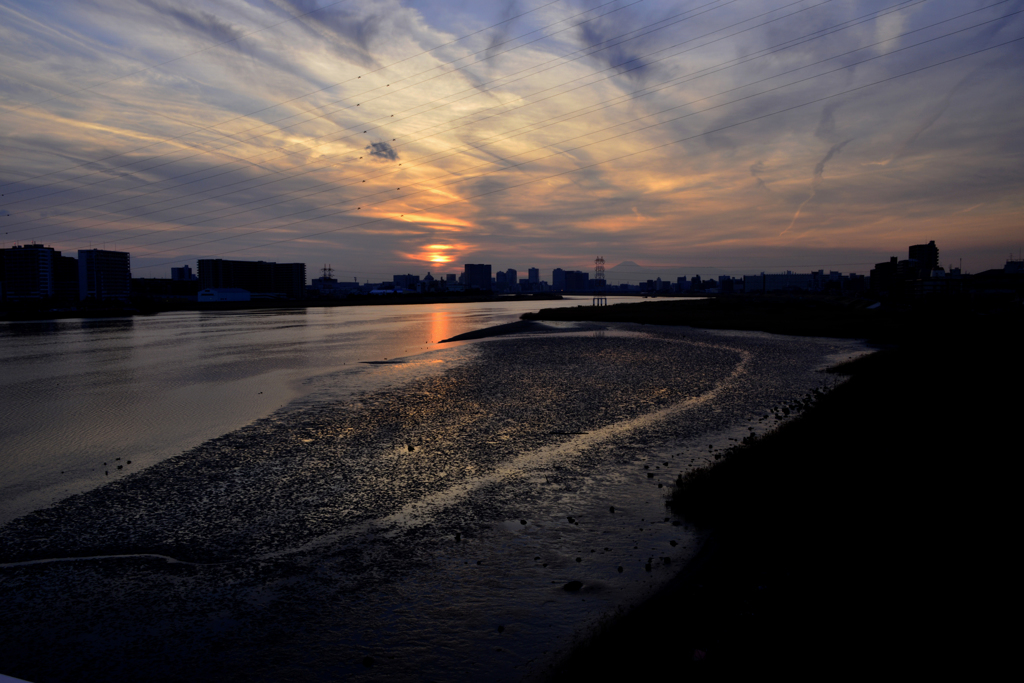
0;0;630;192
16;1;1010;254
2;0;848;228
8;1;1015;272
0;0;693;207
124;9;1022;255
7;0;360;115
134;35;1023;271
3;0;845;236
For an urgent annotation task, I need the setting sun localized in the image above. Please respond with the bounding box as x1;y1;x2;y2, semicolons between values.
398;242;476;268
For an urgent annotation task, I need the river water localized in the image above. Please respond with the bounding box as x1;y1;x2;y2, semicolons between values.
0;299;869;682
0;297;639;526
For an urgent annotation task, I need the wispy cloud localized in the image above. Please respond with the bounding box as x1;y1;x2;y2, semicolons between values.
575;1;653;89
780;138;852;237
0;0;1021;277
884;70;975;165
136;0;244;46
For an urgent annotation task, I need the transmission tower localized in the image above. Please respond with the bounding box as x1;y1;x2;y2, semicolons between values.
321;263;334;280
594;256;606;283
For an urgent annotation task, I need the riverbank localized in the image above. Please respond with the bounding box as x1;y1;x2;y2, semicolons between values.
0;325;855;682
540;300;1019;677
522;293;993;343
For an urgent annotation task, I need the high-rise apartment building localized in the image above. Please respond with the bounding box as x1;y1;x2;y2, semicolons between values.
198;259;306;299
552;268;566;291
393;274;420;290
463;263;492;290
1;244;81;302
563;270;589;291
79;249;131;301
1;244;55;301
171;265;197;281
908;241;939;271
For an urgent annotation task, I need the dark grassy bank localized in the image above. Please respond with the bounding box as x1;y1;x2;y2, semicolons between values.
523;293;997;343
543;300;1019;678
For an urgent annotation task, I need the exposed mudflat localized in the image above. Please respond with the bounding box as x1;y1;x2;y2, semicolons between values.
0;326;868;682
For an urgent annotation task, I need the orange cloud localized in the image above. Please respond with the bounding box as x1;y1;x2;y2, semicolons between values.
394;212;474;233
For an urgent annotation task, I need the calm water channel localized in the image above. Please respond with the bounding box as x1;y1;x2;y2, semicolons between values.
0;298;869;682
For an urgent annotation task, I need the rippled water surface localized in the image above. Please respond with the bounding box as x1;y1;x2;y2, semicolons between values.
0;304;869;682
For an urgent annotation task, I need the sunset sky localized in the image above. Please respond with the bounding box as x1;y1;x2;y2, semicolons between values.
1;0;1021;283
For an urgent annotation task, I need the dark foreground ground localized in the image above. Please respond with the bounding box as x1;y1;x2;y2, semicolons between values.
539;296;1020;678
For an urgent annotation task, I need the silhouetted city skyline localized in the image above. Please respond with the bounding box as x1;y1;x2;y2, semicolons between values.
5;237;1017;309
